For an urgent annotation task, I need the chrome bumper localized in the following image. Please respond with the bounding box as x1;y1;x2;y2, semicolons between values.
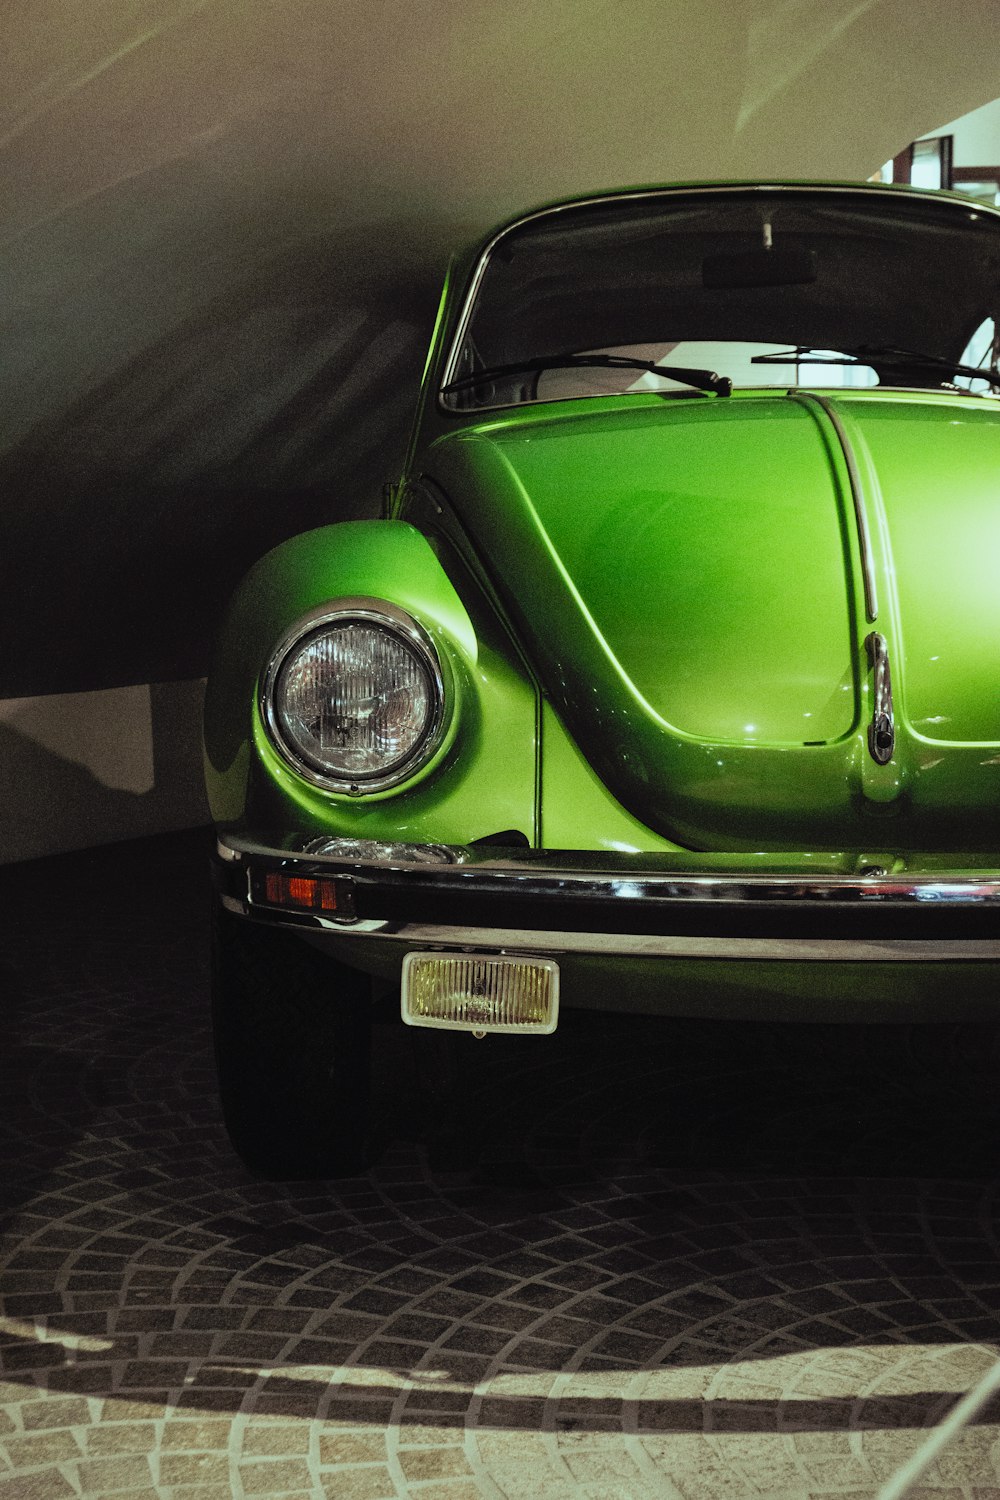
214;832;1000;962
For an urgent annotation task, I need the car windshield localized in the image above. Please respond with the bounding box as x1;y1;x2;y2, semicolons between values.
441;187;1000;411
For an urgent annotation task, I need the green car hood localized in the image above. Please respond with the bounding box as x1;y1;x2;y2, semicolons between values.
425;392;1000;850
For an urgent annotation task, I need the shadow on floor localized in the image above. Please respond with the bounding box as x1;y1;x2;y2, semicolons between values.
0;827;998;1447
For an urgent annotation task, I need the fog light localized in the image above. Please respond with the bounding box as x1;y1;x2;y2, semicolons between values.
401;953;559;1035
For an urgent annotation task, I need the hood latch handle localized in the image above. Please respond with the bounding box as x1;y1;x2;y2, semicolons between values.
865;632;895;765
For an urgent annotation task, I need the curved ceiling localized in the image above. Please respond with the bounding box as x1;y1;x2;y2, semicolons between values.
3;0;998;692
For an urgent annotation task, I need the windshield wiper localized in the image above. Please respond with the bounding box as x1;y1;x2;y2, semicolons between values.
751;344;1000;390
442;353;733;398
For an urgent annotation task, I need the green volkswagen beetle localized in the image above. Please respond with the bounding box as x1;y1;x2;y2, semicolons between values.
206;181;1000;1177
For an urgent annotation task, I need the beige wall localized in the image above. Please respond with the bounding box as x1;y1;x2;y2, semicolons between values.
0;682;208;863
924;98;1000;165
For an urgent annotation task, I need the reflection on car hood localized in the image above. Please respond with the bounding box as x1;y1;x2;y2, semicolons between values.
427;390;1000;851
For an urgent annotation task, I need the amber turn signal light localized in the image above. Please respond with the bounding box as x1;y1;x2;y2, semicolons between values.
264;872;339;912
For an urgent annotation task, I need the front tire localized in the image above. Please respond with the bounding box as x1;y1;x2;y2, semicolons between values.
211;904;372;1178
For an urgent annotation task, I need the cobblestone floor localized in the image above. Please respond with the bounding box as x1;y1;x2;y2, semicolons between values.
1;829;999;1500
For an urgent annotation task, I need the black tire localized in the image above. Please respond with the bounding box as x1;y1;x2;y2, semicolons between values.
211;903;372;1178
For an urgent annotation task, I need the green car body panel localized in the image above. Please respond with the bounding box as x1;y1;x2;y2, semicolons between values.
205;519;539;846
413;387;1000;852
205;181;1000;1027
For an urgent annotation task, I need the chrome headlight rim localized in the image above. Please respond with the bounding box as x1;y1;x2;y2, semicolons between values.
260;598;449;795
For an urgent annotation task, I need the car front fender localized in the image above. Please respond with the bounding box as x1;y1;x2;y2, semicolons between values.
204;520;537;842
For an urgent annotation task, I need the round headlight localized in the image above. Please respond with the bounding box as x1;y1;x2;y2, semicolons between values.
262;602;446;792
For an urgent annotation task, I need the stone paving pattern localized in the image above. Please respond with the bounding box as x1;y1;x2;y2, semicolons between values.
1;829;999;1499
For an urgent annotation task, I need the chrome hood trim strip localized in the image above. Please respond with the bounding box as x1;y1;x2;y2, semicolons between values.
792;391;879;622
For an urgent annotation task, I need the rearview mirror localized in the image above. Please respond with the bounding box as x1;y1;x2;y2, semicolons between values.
702;247;817;289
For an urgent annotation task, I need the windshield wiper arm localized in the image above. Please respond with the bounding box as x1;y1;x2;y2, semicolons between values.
854;343;1000;388
751;344;1000;390
442;353;733;398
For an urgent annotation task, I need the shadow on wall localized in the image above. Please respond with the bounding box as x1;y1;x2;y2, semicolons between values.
0;681;209;863
0;218;448;859
0;224;443;699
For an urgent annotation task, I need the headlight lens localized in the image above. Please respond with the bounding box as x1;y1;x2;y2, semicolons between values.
262;604;446;791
